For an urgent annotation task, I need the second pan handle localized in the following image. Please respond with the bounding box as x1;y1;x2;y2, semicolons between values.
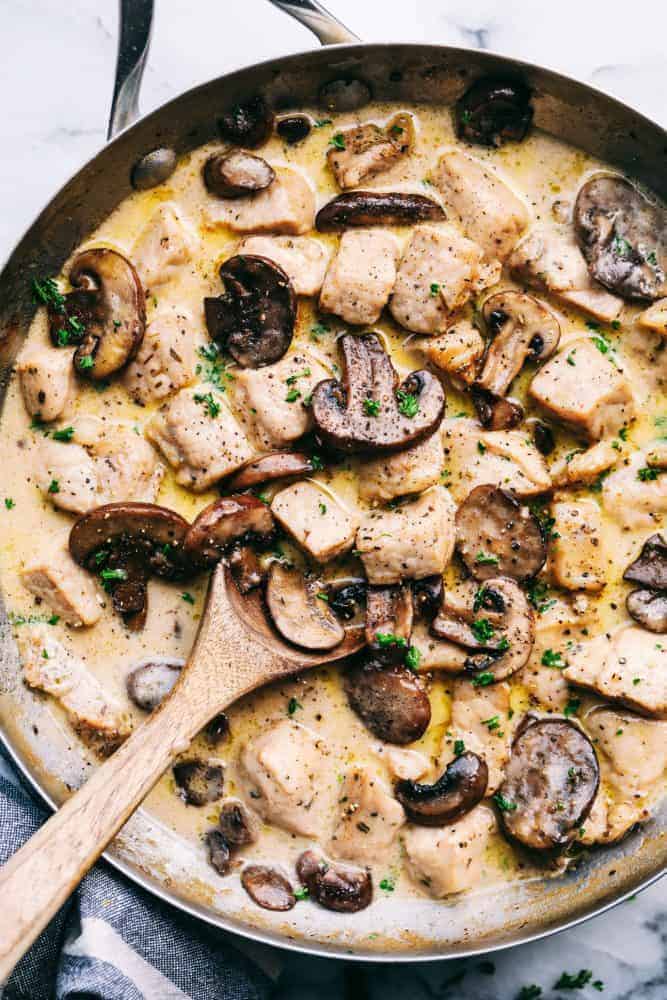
266;0;359;45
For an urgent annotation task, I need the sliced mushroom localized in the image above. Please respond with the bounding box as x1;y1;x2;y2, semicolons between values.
623;533;667;590
477;292;561;397
228;544;265;594
203;150;275;199
315;191;444;232
395;752;488;826
626;589;667;633
126;659;182;712
276;114;312;144
53;249;146;379
365;584;413;661
184;495;274;568
266;563;345;651
226;452;317;491
528;418;556;456
204;255;295;368
318;78;371;112
431;577;534;682
497;718;599;850
241;865;295;911
205;829;231;876
471;387;524;431
219;95;274;148
311;333;445;454
412;575;444;621
455;77;533;147
204;712;231;746
345;655;431;744
326;578;367;622
296;850;372;913
456;485;546;581
131;147;177;191
575;175;667;301
218;799;259;847
173;760;224;806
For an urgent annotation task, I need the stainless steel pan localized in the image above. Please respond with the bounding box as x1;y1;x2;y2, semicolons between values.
0;0;664;962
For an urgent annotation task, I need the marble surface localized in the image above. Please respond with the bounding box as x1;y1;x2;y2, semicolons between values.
0;1;665;996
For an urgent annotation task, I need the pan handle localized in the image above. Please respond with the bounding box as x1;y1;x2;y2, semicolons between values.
266;1;359;44
107;0;154;141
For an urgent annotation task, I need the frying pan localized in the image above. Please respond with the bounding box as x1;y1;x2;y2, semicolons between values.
0;0;664;963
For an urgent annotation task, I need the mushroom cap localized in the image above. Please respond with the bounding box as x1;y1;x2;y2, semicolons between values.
477;291;561;398
276;114;312;145
204;254;296;368
365;584;414;662
218;799;258;847
316;191;445;231
126;659;182;712
412;575;444;621
241;865;296;910
345;655;431;744
455;484;546;582
626;589;667;633
205;829;231;876
311;333;445;454
184;495;275;567
173;760;224;807
296;849;372;912
203;150;275;199
69;502;189;576
225;451;316;491
395;751;488;826
218;95;274;148
266;563;346;651
455;76;533;147
623;532;667;590
472;387;524;431
575;175;667;301
67;248;146;379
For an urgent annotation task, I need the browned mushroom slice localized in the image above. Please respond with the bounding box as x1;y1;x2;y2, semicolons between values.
241;865;296;911
412;575;444;621
456;485;546;582
471;387;524;431
219;95;274;148
203;150;275;199
205;829;231;876
527;417;556;456
345;655;431;744
365;584;413;661
296;850;372;913
626;589;667;633
315;192;444;231
204;255;295;368
477;292;561;398
623;533;667;590
311;333;445;454
455;77;533;147
226;452;317;490
575;175;667;301
276;114;312;144
126;659;182;712
395;752;488;826
266;563;345;651
228;544;264;594
218;799;259;846
204;712;231;746
173;760;224;806
54;249;146;379
497;718;599;850
326;578;367;622
184;495;274;568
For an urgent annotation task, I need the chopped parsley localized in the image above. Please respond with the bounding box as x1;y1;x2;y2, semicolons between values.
517;987;542;1000
194;392;221;418
379;877;395;892
363;398;381;417
493;792;517;812
47;479;60;494
619;426;629;441
310;322;330;341
330;132;346;150
638;466;659;482
52;426;74;442
285;368;311;385
31;277;65;310
541;648;565;668
564;697;581;718
474;551;499;566
612;235;633;258
375;631;407;649
471;671;495;688
77;355;94;370
471;618;495;643
482;715;501;732
453;739;465;756
285;388;301;403
554;969;594;990
404;646;421;672
477;440;487;454
389;124;404;136
4;498;15;510
566;351;577;366
526;580;556;615
8;612;59;627
396;390;419;418
196;343;233;392
310;453;324;471
314;118;332;128
287;696;303;716
294;886;309;901
318;501;327;515
592;334;612;355
473;587;490;613
429;282;441;297
100;568;128;583
181;591;195;605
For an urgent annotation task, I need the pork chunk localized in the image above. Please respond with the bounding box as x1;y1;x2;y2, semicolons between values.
327;123;404;190
432;150;529;260
378;745;429;781
236;236;330;296
204;166;315;235
359;431;444;503
529;339;635;440
235;351;329;449
563;626;667;718
356;486;456;585
410;619;469;673
21;537;101;627
522;597;594;712
330;768;404;863
637;298;667;336
18;345;74;422
550;441;619;487
19;627;130;755
123;309;199;404
133;203;198;291
551;499;606;592
443;680;512;794
389;224;500;334
404;805;496;897
240;719;333;838
603;450;667;531
146;386;254;492
319;229;399;325
271;481;358;563
422;319;485;385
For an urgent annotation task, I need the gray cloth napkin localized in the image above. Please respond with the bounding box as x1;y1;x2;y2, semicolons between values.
0;750;271;1000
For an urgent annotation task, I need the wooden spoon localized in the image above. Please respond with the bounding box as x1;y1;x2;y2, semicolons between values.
0;564;364;979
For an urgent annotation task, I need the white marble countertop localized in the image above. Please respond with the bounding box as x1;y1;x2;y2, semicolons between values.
0;1;665;997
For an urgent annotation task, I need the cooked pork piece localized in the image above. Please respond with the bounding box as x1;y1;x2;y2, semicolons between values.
521;597;595;713
21;537;102;627
603;451;667;531
132;202;198;291
327;123;405;189
240;719;333;838
236;236;330;296
356;486;456;585
330;768;405;863
444;680;512;794
550;441;619;487
235;351;329;449
550;499;606;592
123;309;199;404
379;746;430;781
563;625;667;718
19;627;130;755
529;339;635;440
146;386;255;491
432;150;529;260
319;229;399;325
422;319;485;385
409;619;470;673
389;224;500;334
203;166;315;235
403;805;496;897
271;481;359;563
637;298;667;336
18;344;74;421
358;431;445;503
